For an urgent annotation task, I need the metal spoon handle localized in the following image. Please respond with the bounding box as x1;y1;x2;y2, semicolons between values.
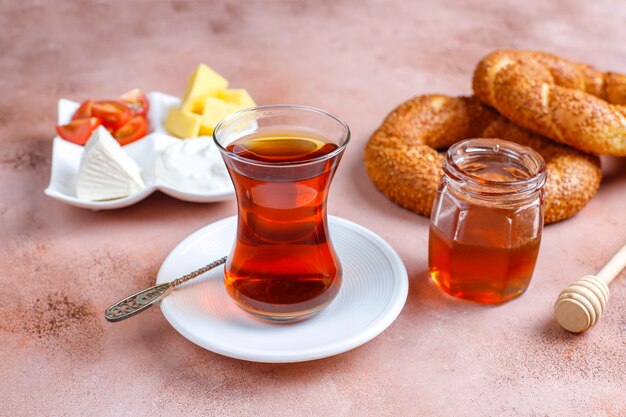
104;256;227;322
105;282;173;322
171;256;228;287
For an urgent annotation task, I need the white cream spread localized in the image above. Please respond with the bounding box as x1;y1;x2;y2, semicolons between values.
76;126;145;201
155;138;232;193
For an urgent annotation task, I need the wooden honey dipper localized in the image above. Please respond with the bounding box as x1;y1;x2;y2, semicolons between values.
555;243;626;333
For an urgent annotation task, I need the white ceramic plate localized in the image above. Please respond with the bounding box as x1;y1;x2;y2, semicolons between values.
157;216;408;363
44;92;235;209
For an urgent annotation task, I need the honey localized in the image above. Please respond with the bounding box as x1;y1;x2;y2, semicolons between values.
428;138;546;304
429;219;541;304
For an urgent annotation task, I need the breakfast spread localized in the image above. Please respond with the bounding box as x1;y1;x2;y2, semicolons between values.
12;3;625;413
165;64;256;138
155;138;232;193
43;50;622;330
365;94;601;224
57;89;150;146
76;126;145;201
473;50;626;156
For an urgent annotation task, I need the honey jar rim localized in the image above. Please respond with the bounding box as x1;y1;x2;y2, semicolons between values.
443;138;547;196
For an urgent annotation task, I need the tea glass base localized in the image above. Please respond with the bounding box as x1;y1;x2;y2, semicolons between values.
233;300;331;323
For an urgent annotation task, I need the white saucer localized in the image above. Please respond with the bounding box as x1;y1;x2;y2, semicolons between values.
157;216;408;363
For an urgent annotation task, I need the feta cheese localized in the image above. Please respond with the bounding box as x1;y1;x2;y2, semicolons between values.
76;126;145;201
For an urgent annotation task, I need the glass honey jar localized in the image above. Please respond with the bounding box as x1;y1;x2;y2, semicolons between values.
428;138;546;304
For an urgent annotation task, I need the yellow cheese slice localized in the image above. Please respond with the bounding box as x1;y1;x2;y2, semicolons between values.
181;92;213;114
165;107;202;139
216;88;256;109
181;64;229;109
198;97;233;136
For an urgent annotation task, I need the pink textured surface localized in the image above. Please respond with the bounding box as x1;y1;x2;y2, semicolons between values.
1;1;625;416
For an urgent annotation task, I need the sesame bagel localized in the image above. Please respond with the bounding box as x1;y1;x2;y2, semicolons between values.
364;95;602;224
473;50;626;156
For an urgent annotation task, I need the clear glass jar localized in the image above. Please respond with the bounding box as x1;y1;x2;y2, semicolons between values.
428;138;547;304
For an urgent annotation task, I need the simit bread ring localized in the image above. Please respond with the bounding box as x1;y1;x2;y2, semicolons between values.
364;95;602;224
473;50;626;156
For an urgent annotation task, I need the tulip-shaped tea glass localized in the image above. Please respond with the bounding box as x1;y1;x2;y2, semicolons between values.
214;105;350;321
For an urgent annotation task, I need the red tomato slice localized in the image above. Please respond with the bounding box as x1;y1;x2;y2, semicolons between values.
72;99;94;120
113;115;148;146
56;117;102;145
91;100;131;129
119;89;150;118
